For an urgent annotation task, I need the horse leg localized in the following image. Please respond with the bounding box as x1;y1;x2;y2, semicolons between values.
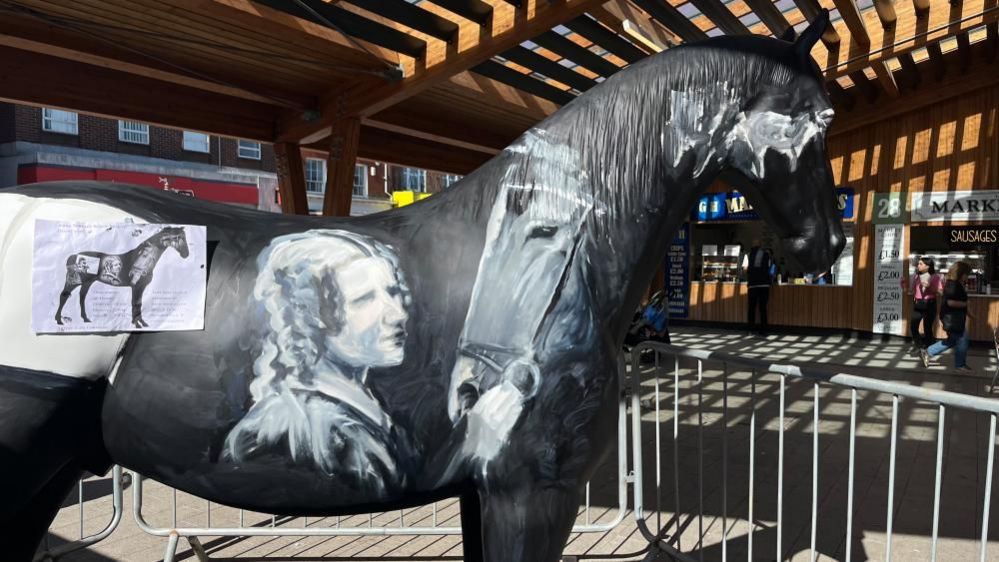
130;282;148;328
0;366;111;560
79;280;95;323
54;280;78;325
469;485;581;562
3;461;84;562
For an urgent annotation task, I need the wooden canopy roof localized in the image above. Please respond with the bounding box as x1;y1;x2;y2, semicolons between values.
0;0;996;207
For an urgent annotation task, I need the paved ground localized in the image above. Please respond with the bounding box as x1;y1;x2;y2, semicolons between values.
41;327;999;561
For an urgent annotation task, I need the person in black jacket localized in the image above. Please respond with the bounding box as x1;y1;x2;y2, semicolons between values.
920;261;974;372
742;239;774;337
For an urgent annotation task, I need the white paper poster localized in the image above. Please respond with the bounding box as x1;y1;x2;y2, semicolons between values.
872;223;905;335
32;220;207;333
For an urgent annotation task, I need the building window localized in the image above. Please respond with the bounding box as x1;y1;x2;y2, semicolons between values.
41;108;78;135
305;158;326;193
118;121;150;144
182;131;210;153
400;167;426;192
443;174;462;189
238;140;261;160
353;164;368;197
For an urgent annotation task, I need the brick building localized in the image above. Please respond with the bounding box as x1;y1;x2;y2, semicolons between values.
0;104;463;215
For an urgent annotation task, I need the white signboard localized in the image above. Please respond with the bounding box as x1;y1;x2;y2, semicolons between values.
872;224;905;335
32;220;207;333
830;222;854;286
910;190;999;222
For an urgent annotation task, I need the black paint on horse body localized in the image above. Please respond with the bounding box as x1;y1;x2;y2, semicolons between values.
0;14;844;562
54;227;190;327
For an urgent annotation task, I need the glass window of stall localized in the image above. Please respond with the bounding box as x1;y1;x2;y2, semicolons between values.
690;221;854;285
909;225;997;294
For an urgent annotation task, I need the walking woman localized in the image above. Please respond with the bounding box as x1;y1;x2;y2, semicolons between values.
903;257;943;352
920;261;974;372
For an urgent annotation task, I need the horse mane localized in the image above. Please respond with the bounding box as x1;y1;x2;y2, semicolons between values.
452;37;801;238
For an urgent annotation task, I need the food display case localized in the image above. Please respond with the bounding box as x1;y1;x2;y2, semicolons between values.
701;244;742;282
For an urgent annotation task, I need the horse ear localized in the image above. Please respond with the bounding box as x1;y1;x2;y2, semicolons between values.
779;26;797;42
795;9;829;58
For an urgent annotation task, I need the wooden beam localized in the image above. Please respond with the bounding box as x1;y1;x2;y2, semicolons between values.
871;60;899;97
822;0;999;79
501;46;599;91
600;0;680;47
687;0;750;35
323;116;361;217
742;0;793;36
631;0;707;43
589;5;661;52
276;0;607;143
832;0;871;45
472;60;575;105
874;0;898;29
564;15;646;62
826;79;856;111
349;125;491;174
198;0;400;68
0;29;314;110
532;31;622;76
0;45;277;141
957;31;972;71
274;142;310;215
926;41;946;81
848;70;880;102
988;22;999;61
793;0;842;45
831;42;999;135
898;52;920;88
912;0;931;17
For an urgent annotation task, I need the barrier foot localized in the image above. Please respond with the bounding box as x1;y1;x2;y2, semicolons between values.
163;532;180;562
188;536;210;562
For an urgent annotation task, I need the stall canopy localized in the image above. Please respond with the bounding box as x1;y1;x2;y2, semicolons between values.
0;0;996;214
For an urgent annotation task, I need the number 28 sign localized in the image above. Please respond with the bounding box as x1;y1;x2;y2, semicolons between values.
872;192;909;224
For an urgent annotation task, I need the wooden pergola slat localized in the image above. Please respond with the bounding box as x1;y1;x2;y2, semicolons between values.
687;0;751;35
848;69;880;102
254;0;427;57
501;45;599;91
832;0;872;45
343;0;460;43
421;0;493;25
898;52;921;88
532;31;622;76
565;14;646;62
742;0;793;36
631;0;708;42
472;60;576;105
792;0;842;44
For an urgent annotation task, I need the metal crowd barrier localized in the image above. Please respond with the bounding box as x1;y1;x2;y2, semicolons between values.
34;466;124;562
629;342;999;562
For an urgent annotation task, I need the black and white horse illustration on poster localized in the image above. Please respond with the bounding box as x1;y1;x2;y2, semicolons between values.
0;13;843;562
53;226;190;327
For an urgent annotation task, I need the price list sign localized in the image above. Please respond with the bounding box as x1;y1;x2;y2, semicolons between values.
872;223;905;335
667;223;690;318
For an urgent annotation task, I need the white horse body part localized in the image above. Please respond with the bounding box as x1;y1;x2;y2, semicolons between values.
0;194;137;379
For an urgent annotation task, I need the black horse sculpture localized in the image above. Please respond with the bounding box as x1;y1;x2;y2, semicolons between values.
53;226;190;327
0;13;843;562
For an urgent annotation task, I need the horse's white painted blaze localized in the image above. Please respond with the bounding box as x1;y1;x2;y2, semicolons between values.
0;194;137;379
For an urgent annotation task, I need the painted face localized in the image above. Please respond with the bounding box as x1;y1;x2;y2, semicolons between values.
325;256;408;368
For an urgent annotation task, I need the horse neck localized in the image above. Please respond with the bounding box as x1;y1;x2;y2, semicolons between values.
485;89;729;338
128;237;165;261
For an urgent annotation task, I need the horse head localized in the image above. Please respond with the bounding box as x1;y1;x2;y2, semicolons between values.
719;10;844;273
158;226;190;258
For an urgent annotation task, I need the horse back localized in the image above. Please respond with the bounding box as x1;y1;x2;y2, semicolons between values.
0;191;138;379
